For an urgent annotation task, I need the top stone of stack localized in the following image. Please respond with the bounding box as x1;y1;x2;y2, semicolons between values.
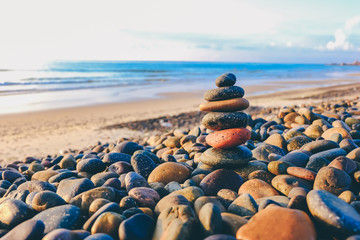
215;73;236;87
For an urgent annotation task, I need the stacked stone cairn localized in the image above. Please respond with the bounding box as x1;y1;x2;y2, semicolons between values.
199;73;252;180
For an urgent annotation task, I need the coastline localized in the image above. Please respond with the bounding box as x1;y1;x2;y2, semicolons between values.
1;77;360;163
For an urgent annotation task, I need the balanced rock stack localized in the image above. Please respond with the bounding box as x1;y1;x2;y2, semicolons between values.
199;73;252;171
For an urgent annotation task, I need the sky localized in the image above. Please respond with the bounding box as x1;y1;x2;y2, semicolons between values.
0;0;359;66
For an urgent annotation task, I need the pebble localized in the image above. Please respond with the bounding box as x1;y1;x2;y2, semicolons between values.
307;190;360;235
287;166;317;181
204;86;245;101
200;169;244;195
200;146;252;167
202;112;248;131
199;98;249;112
199;203;223;236
205;128;251;149
228;193;258;216
56;178;94;202
128;187;160;209
76;158;106;174
271;175;312;196
238;179;279;199
0;199;33;229
119;213;154;240
32;204;82;234
236;205;316;240
215;73;236;87
91;212;125;238
252;144;285;161
31;190;66;211
131;154;157;179
148;162;190;184
1;219;45;240
313;166;352;195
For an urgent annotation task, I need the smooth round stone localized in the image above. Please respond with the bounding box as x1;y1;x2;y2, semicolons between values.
48;171;77;183
112;141;143;155
301;139;339;154
252;144;285;161
202;112;248;131
147;162;190;185
128;187;160;209
287;167;317;181
69;187;117;211
83;202;122;232
199;203;222;236
56;178;94;203
1;219;45;240
238;179;279;199
347;148;360;162
204;86;245;101
309;147;347;163
43;229;90;240
338;190;357;203
31;169;58;182
264;134;287;149
0;199;33;229
271;175;312;196
32;204;82;234
236;205;316;240
248;170;275;184
322;127;352;140
131;154;157;179
234;161;268;181
199;98;249;112
31;191;66;211
287;136;312;152
2;170;23;183
91;172;119;187
59;155;77;169
206;128;251;149
169;186;205;203
29;162;45;172
108;161;133;175
215;73;236;87
153;205;196;240
228;193;258;216
328;156;357;174
163;136;181;148
307;190;360;235
76;158;106;174
313;167;351;196
305;157;330;173
305;124;324;140
118;213;154;240
125;172;148;191
91;212;125;238
200;169;244;196
102;153;131;165
200;146;252;167
89;199;112;216
154;194;191;215
278;151;309;167
268;161;293;175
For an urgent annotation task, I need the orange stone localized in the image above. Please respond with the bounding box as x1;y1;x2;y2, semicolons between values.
322;127;352;140
283;112;300;123
236;205;316;240
287;167;317;181
148;162;190;185
199;98;249;112
238;179;279;199
205;128;251;149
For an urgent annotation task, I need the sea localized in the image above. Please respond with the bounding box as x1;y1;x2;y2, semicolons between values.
0;61;359;114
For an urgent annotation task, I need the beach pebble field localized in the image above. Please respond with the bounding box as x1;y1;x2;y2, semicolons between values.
1;73;360;240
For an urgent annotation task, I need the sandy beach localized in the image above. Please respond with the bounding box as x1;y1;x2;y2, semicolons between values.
1;76;360;164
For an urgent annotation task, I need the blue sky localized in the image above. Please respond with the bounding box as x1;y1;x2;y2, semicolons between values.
0;0;359;66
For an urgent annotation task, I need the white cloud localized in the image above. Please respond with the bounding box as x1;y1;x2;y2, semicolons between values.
326;15;360;50
286;41;293;47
